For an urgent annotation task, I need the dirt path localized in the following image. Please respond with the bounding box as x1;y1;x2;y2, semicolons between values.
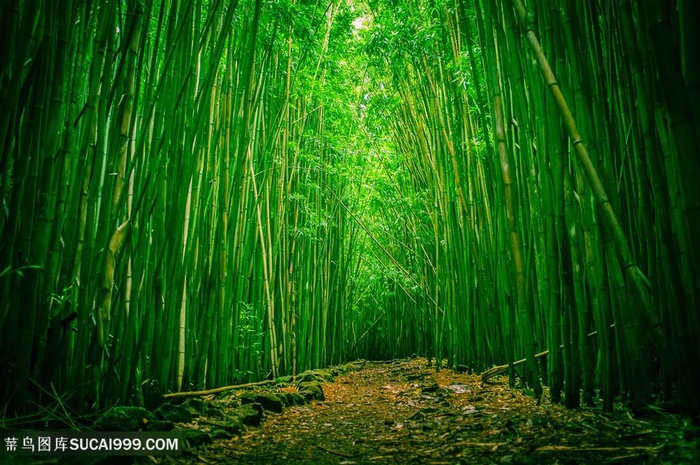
142;358;698;464
224;359;455;464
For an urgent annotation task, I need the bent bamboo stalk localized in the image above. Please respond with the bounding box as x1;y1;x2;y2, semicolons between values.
481;350;550;384
163;379;277;399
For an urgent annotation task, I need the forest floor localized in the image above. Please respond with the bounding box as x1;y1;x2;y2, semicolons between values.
142;357;697;465
6;358;699;464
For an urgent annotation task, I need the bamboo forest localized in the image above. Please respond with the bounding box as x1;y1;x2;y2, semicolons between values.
1;0;699;463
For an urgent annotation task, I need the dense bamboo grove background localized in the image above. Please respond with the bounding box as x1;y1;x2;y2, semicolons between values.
1;0;698;422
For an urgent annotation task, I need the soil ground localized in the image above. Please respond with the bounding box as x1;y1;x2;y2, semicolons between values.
147;358;698;464
5;358;698;464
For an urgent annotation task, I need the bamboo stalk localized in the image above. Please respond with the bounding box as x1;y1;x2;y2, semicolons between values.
163;379;277;399
481;350;550;384
508;0;663;350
